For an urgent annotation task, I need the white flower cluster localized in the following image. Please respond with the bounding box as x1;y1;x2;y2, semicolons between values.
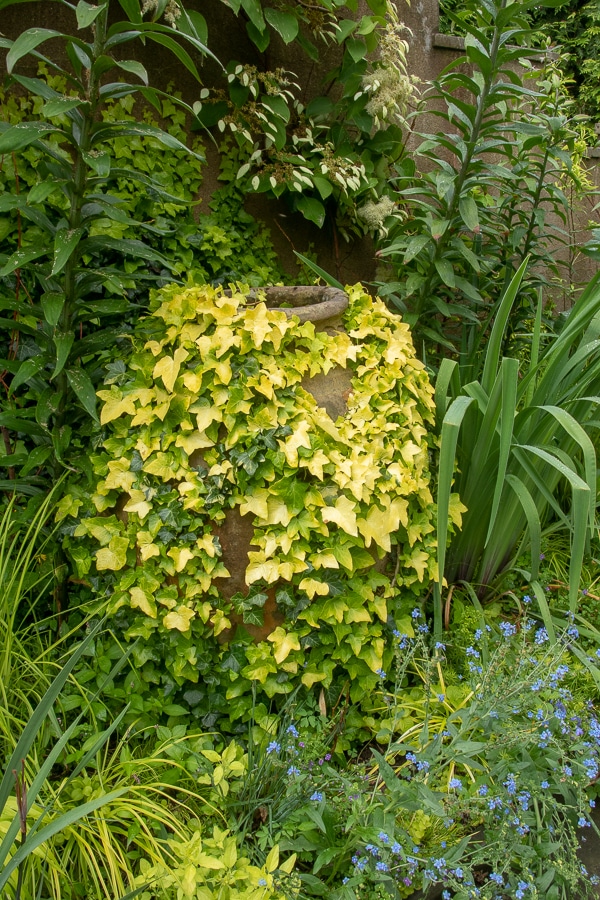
141;0;181;28
357;195;398;234
361;22;418;129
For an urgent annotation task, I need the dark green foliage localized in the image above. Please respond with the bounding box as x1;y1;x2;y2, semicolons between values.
0;15;285;493
377;0;586;365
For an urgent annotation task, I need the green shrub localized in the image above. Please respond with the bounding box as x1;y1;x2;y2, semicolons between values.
61;283;447;732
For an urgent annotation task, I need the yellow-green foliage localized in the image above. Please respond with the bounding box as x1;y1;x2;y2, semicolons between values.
62;283;438;722
135;829;298;900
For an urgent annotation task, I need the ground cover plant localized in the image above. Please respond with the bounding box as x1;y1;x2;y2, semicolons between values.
1;0;600;897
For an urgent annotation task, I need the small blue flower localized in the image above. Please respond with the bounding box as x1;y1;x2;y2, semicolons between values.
478;784;489;796
258;878;267;886
266;741;281;755
378;831;390;843
579;817;590;827
391;841;402;854
437;693;445;702
535;627;549;645
541;780;549;788
474;629;483;641
435;641;446;651
523;594;532;603
449;777;462;790
287;765;300;776
489;873;504;886
286;724;299;737
503;774;517;795
411;608;421;619
499;621;516;638
310;791;323;801
376;668;386;679
466;646;480;658
375;861;389;871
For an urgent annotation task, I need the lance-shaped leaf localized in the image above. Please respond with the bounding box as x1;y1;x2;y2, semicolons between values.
76;0;107;29
66;367;99;421
52;227;85;275
0;121;61;154
6;28;63;72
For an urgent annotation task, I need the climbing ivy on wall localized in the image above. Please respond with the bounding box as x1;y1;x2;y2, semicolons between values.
58;283;462;732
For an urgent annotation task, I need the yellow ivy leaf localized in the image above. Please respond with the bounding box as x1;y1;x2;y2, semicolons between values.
371;595;387;622
305;449;330;480
196;534;217;557
241;302;273;349
97;387;136;425
194;404;222;432
176;431;214;454
55;494;82;522
357;497;409;552
278;558;307;580
102;458;136;493
321;495;358;537
405;547;430;581
449;492;468;527
123;490;151;520
299;577;329;599
265;496;293;527
246;553;282;585
182;370;203;393
143;453;182;481
152;346;189;393
95;536;129;571
213;325;238;358
344;605;371;624
144;339;165;356
130;586;157;618
267;627;301;664
212;608;232;636
279;853;297;875
168;546;195;572
239;488;269;520
280;419;312;466
163;606;195;632
359;639;385;673
310;551;339;570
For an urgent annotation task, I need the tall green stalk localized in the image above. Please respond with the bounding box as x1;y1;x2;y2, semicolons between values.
0;0;213;487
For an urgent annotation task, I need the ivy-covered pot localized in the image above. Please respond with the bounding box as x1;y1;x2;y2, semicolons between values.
62;282;441;729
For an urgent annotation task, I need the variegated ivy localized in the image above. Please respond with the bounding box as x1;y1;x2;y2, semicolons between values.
60;283;451;726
